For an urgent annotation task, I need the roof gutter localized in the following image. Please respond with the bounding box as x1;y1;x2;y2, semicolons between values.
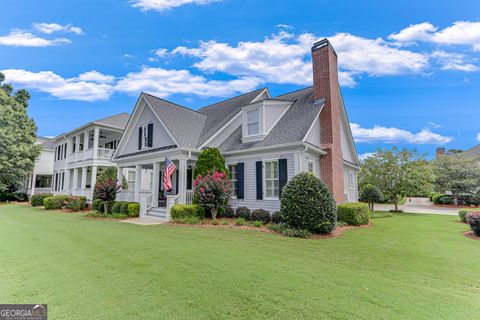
222;141;327;156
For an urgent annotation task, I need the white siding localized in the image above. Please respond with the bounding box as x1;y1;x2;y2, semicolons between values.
299;151;320;178
226;152;294;212
264;103;288;133
340;118;356;163
121;103;175;156
205;114;242;148
305;116;321;147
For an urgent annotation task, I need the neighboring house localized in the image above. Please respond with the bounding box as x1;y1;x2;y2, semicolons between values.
51;113;130;202
113;38;360;220
463;144;480;158
22;136;55;196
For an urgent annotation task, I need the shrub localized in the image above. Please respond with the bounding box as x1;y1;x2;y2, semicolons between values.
112;213;128;219
13;192;28;202
432;193;447;204
97;201;106;213
0;192;16;202
224;206;235;218
467;212;480;236
250;209;271;224
235;218;246;226
173;216;201;224
194;171;232;220
193;148;229;178
127;202;140;217
211;219;219;225
459;209;477;223
171;204;205;220
94;177;119;214
64;196;85;211
281;172;337;234
31;193;52;207
359;184;384;211
271;211;283;224
120;202;129;215
221;220;229;225
43;195;68;210
111;201;122;214
268;223;312;238
92;199;103;211
253;220;263;227
337;202;370;226
336;221;348;227
235;206;251;220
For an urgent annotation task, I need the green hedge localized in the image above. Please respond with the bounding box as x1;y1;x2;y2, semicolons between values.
43;195;69;210
92;199;103;211
127;203;140;217
171;204;205;221
337;202;370;226
458;209;477;223
31;193;52;207
432;193;447;204
64;196;86;211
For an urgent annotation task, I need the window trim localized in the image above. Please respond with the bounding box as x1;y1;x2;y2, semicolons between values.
140;122;153;149
263;159;279;200
246;109;260;136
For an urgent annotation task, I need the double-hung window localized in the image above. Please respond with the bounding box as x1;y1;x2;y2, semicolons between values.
308;161;314;173
246;109;260;136
228;164;237;197
264;160;279;199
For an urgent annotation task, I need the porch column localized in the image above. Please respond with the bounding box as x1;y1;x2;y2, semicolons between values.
73;168;79;190
76;135;81;153
64;169;71;193
93;127;99;159
178;159;187;204
134;164;142;202
84;131;89;150
152;162;160;207
117;166;123;190
31;173;37;195
81;167;87;192
91;165;98;190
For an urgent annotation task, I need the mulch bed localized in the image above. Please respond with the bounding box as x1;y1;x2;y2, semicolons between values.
434;204;480;210
463;231;480;240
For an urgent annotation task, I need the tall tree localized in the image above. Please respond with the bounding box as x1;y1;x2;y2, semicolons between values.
193;148;228;178
0;72;41;192
434;154;480;205
359;148;433;211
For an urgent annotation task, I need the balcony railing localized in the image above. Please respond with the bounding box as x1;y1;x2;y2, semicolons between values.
97;148;114;160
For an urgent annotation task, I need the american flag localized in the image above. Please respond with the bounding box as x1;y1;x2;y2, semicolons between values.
163;157;176;191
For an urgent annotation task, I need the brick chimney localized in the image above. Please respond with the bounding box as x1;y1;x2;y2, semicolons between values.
312;39;345;203
436;147;446;159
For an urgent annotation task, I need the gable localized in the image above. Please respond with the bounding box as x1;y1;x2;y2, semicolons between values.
115;97;175;158
304;113;321;147
339;91;360;166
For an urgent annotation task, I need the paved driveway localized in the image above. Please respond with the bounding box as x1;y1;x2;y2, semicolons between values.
373;197;460;215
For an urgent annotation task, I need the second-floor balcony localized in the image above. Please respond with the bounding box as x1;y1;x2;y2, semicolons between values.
67;147;115;163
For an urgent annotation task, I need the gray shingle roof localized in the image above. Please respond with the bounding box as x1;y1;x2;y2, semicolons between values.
115;144;177;159
218;87;323;152
196;88;266;147
143;93;206;148
37;136;55;150
463;144;480;158
92;112;130;129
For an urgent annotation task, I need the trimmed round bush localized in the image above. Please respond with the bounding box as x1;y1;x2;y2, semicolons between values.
31;193;52;207
224;207;235;218
111;201;122;214
235;206;250;220
171;204;205;220
43;195;68;210
271;211;283;224
13;192;28;202
97;201;106;213
432;194;447;204
120;202;129;215
281;172;337;234
250;209;271;224
337;202;370;226
64;196;85;211
92;199;102;211
467;212;480;236
127;202;140;217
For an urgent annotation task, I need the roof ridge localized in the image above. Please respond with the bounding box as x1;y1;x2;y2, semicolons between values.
276;86;313;98
198;87;267;111
143;92;206;117
92;112;130;123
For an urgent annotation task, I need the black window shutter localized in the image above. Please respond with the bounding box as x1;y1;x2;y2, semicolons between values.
256;161;263;200
175;170;179;194
236;163;244;199
64;143;67;158
138;127;143;150
187;168;193;190
147;123;153;147
279;159;288;198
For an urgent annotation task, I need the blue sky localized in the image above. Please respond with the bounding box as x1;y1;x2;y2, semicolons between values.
1;0;480;158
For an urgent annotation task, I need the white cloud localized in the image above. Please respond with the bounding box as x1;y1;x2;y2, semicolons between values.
431;50;479;72
477;132;480;142
33;22;83;35
358;152;375;161
427;121;442;129
115;66;260;98
172;31;429;88
1;69;114;101
154;48;168;57
390;21;480;51
350;123;453;144
130;0;222;12
77;71;115;83
0;30;70;47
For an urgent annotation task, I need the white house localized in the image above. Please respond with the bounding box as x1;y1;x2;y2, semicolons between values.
51;113;130;201
22;136;55;196
113;39;360;220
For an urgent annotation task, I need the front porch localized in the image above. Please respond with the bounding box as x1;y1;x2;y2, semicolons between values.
115;157;195;220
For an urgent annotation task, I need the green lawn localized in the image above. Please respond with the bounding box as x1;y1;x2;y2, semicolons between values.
0;204;479;319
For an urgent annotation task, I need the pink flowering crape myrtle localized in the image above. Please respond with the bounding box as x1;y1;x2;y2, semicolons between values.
193;172;232;220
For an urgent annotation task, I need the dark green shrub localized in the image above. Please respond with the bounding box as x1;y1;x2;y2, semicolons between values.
97;201;105;213
438;196;454;205
64;196;85;211
171;204;205;220
268;223;312;238
281;172;337;234
467;212;480;236
359;184;384;210
13;192;28;202
92;199;102;211
459;209;476;223
111;201;122;214
127;202;140;217
235;206;250;220
112;213;128;219
31;193;52;207
337;202;370;226
271;211;283;224
224;206;235;218
193;148;229;178
120;202;129;215
432;193;446;204
250;209;271;224
0;192;16;202
43;195;68;210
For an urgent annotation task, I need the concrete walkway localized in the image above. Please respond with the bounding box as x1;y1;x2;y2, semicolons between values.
120;217;166;225
374;197;460;215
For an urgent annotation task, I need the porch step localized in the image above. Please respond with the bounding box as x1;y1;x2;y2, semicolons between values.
147;207;167;219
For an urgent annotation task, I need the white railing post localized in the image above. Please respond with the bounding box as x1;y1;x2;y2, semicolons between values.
166;195;179;222
134;165;142;202
139;193;149;218
93;127;99;160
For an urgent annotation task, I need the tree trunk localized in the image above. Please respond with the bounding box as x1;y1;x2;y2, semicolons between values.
211;207;217;220
371;202;375;211
453;195;458;206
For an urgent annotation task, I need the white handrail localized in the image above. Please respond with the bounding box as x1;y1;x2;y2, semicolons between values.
146;192;153;210
186;190;194;205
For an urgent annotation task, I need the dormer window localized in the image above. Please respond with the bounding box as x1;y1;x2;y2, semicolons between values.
247;110;260;136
